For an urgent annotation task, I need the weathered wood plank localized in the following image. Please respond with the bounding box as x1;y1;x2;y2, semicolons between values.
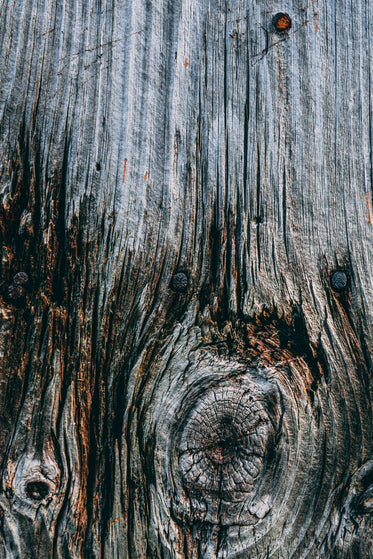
0;0;373;557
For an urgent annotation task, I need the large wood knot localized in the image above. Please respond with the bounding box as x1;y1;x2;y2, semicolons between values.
179;383;273;499
167;367;285;526
148;311;351;555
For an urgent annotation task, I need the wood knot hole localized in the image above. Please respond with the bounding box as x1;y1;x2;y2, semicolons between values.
25;481;50;501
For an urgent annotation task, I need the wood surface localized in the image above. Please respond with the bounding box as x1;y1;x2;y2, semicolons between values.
0;0;373;557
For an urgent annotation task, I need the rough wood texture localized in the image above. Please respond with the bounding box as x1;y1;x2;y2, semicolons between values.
0;0;373;557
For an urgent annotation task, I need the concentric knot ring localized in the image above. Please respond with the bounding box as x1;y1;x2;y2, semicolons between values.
179;385;272;500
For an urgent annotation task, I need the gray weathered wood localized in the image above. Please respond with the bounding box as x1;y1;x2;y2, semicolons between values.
1;0;373;557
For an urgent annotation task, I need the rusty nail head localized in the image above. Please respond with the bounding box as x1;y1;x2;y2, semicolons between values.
272;13;292;32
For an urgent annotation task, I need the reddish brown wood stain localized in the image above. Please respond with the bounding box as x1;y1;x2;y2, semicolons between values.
366;192;371;224
312;0;318;33
122;158;128;183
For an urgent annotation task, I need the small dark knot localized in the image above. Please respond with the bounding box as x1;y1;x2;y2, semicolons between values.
25;481;50;501
8;284;25;301
330;271;348;292
170;272;188;293
7;272;29;302
13;272;29;286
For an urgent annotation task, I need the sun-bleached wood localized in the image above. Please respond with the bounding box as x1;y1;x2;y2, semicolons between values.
0;0;373;557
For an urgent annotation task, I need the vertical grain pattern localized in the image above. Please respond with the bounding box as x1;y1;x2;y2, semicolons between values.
0;0;373;557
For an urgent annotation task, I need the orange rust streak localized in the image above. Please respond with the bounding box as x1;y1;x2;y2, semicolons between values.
312;0;318;33
366;192;372;224
144;171;148;180
122;158;128;184
184;58;188;67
